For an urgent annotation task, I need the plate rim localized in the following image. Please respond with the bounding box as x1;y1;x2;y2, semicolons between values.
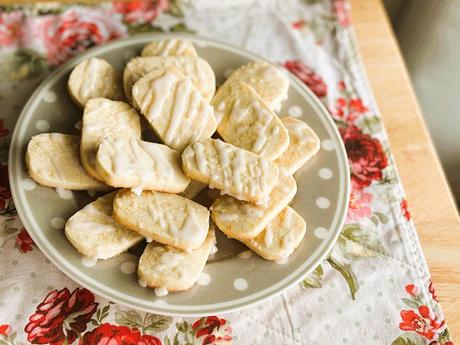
9;32;350;316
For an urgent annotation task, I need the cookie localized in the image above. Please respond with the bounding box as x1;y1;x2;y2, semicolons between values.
132;68;217;151
141;39;198;57
211;174;296;239
138;228;215;294
81;98;141;181
275;116;320;174
182;138;279;202
214;82;289;161
65;191;143;261
67;57;123;108
26;133;108;190
124;56;215;102
241;207;306;261
214;61;289;112
95;137;190;194
113;189;210;252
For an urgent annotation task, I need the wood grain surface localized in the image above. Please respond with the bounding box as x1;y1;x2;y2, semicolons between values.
350;0;460;340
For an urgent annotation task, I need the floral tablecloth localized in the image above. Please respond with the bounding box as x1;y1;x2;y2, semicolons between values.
0;1;454;344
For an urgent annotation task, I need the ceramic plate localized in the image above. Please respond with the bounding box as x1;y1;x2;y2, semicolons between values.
9;33;349;316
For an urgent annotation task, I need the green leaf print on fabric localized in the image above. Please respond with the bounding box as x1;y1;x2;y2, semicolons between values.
391;335;424;345
302;264;324;288
168;0;184;18
114;307;173;334
326;256;358;300
336;223;388;260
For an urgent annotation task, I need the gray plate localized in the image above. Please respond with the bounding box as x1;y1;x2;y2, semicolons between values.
9;33;349;316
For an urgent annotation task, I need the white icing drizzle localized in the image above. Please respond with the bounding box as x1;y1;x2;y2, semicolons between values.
144;71;177;120
164;78;193;143
251;101;273;154
79;58;100;99
194;142;209;174
169;205;202;244
264;224;274;247
285;121;316;145
131;186;143;196
154;287;169;297
139;278;147;287
282;208;293;229
280;233;295;259
81;256;97;267
229;100;249;123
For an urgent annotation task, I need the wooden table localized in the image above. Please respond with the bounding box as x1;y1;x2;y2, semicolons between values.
350;0;460;340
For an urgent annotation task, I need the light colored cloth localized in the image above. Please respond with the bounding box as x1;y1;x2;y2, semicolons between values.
0;1;453;344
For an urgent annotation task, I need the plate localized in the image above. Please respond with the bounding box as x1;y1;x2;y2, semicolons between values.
9;33;349;316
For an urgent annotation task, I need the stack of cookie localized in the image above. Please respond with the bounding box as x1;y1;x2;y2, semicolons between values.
25;39;320;297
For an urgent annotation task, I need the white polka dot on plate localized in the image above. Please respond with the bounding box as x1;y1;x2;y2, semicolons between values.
288;105;303;118
35;120;50;132
120;261;136;274
197;272;211;286
56;188;73;199
314;227;329;239
233;278;248;291
154;299;168;307
318;168;333;180
50;217;65;229
23;178;36;191
316;197;330;209
43;91;57;103
322;139;335;151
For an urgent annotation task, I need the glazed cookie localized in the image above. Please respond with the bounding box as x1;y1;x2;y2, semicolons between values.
81;98;141;181
67;57;123;108
96;137;190;194
113;189;210;252
65;191;143;262
211;174;297;239
138;228;216;295
132;68;217;151
214;61;289;112
182;139;279;202
214;82;289;161
124;56;215;102
141;39;198;57
26;133;108;190
241;207;306;261
275;116;320;174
